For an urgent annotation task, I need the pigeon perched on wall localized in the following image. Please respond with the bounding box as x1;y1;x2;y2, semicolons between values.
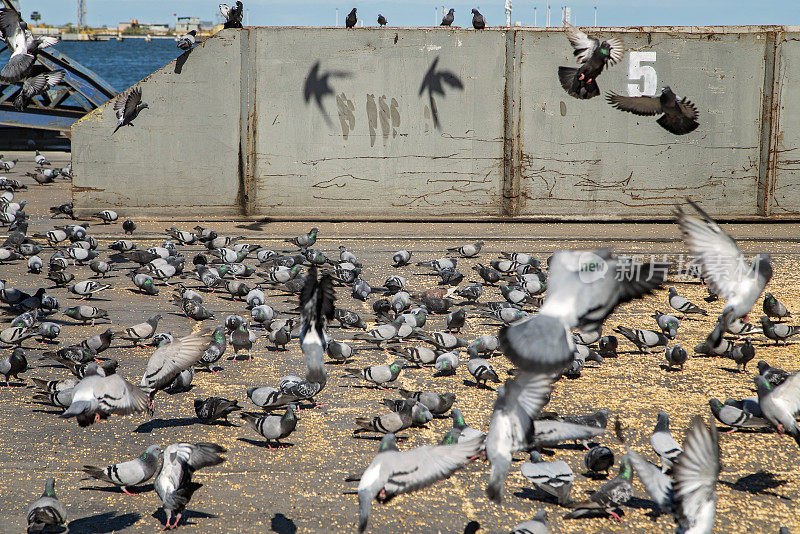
177;30;197;51
346;8;357;28
112;87;148;135
558;23;623;99
471;9;485;29
606;86;699;135
441;8;455;26
220;2;244;29
377;14;387;26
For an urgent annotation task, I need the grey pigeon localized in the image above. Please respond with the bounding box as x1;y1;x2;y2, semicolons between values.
731;338;755;372
486;372;555;502
440;8;455;26
615;325;668;353
564;457;633;520
345;360;403;388
651;412;683;472
510;511;549;534
467;334;498;358
667;287;707;319
354;400;430;434
140;328;212;405
467;357;500;387
520;450;574;505
82;445;163;494
456;282;483;302
26;478;66;532
446;308;466;332
230;322;254;359
434;351;459;374
501;250;665;374
607;86;699;135
0;9;59;82
755;372;800;447
389;345;438;367
123;219;136;234
61;371;149;426
198;326;227;370
155;442;226;530
708;398;769;432
356;433;483;533
177;30;196;50
558;23;624;100
398;389;455;414
763;292;790;320
676;201;772;347
758;360;789;387
0;347;27;383
473;263;502;284
471;8;485;29
195;397;241;423
120;314;162;345
533;420;605;448
760;315;800;346
15;69;64;111
665;344;688;371
652;310;680;338
241;405;298;447
285;227;318;249
268;320;293;350
447;241;483;258
164;368;194;394
112;87;148;135
327;339;354;361
392;250;412;267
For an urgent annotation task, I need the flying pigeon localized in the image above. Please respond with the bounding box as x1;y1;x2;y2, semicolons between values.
82;445;163;494
220;2;244;29
13;68;64;111
356;432;483;533
0;9;59;82
606;86;699;135
61;371;149;426
140;328;213;406
675;200;772;347
558;23;623;99
112;87;148;135
755;371;800;447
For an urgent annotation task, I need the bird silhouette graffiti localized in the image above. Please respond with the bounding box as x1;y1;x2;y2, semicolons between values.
418;56;464;130
303;61;352;126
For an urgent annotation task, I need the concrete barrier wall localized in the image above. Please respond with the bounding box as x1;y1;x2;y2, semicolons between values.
72;26;800;220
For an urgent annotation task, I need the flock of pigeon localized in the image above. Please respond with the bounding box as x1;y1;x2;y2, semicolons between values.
1;143;799;532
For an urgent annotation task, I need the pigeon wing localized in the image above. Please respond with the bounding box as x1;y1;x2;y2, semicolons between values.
97;375;149;415
1;52;34;82
123;87;142;119
604;38;625;65
626;450;673;511
606;93;663;116
563;23;598;63
141;328;211;391
771;371;800;416
672;417;720;534
383;436;484;496
0;9;22;41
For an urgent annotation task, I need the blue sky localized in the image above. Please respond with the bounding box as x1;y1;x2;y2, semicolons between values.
18;1;800;28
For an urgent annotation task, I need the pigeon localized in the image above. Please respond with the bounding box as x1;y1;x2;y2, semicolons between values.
629;417;719;530
61;370;149;426
708;398;769;432
195;397;241;424
760;315;800;346
558;23;624;99
758;360;789;387
326;339;354;362
345;360;404;388
607;86;699;135
651;411;683;472
165;368;194;394
675;200;772;347
434;351;459;374
122;219;136;234
392;250;412;267
356;433;483;533
667;287;707;319
68;280;110;299
726;317;760;337
510;511;549;534
755;372;800;447
112;87;148;135
63;305;108;325
93;209;118;224
564;456;633;520
448;241;483;258
467;334;498;358
472;263;502;284
614;326;668;353
390;345;438;367
585;446;615;477
155;442;226;530
346;8;357;28
532;420;606;448
26;478;66;532
467;357;500;387
652;310;680;338
140;328;212;404
198;326;227;370
398;389;455;415
763;292;790;320
501;250;666;374
355;400;430;434
377;14;387;26
441;8;455;26
241;405;298;447
520;450;574;505
0;347;27;384
665;344;689;371
0;10;59;82
456;282;483;302
13;69;64;111
220;1;244;28
446;308;466;332
731;338;755;372
268;320;292;350
120;314;162;345
471;8;485;29
177;30;196;50
80;328;114;354
81;445;163;494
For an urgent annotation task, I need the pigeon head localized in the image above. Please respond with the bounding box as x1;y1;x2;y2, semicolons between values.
708;398;724;414
754;375;772;395
143;444;164;459
471;8;479;14
440;428;459;445
529;450;544;463
349;8;356;15
668;286;677;295
757;360;770;374
654;411;670;431
451;408;466;429
378;433;398;452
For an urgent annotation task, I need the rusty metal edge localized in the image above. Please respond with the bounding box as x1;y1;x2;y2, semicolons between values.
757;31;778;216
501;29;517;216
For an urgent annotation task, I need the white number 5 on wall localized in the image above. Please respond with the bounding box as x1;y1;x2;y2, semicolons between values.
627;51;657;96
